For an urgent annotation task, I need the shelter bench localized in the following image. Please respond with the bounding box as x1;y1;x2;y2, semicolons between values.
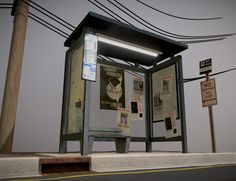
87;127;131;154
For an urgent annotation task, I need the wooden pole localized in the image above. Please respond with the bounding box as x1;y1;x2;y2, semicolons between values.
206;73;216;153
0;0;29;153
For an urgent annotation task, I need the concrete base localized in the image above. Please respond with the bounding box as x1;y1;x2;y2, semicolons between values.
91;152;236;172
0;153;90;179
0;156;39;178
1;152;236;179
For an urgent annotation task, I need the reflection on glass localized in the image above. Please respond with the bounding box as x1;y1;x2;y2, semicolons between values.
68;46;85;133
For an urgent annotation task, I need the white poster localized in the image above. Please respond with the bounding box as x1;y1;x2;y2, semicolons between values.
82;33;98;81
116;108;131;135
152;64;178;121
133;78;144;95
130;96;143;120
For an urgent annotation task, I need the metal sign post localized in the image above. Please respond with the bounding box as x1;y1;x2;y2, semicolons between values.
200;59;217;153
206;73;216;153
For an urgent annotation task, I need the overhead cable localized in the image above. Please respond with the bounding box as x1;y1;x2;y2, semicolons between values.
180;37;226;44
88;0;121;22
21;0;74;31
28;13;68;39
28;12;69;37
136;0;222;21
0;3;13;5
98;55;144;78
184;67;236;83
29;0;75;29
0;3;12;9
0;6;12;9
108;0;235;40
88;0;135;26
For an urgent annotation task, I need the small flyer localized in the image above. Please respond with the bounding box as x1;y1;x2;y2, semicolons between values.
116;108;131;134
153;92;164;121
160;74;172;99
133;78;144;95
164;111;178;138
130;96;143;121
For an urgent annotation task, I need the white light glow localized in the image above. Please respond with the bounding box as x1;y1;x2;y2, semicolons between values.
97;36;160;57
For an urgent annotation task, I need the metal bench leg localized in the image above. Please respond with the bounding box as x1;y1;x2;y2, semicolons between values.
81;137;94;154
115;137;131;153
88;136;94;154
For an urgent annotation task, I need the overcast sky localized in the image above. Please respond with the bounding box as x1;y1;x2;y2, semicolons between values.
0;0;236;153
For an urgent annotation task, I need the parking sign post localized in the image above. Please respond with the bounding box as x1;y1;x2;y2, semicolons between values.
206;73;216;153
200;59;217;153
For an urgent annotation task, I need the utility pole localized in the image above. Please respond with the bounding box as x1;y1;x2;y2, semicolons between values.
0;0;29;153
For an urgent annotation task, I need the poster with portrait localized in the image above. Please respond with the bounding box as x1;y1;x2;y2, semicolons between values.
116;108;131;134
133;78;144;95
152;64;178;122
100;65;125;110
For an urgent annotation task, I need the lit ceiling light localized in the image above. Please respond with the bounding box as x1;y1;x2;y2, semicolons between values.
97;35;162;57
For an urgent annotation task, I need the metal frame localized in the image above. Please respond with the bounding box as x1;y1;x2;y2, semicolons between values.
59;38;85;153
148;55;187;153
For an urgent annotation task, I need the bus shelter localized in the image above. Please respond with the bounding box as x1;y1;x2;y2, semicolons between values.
59;12;188;155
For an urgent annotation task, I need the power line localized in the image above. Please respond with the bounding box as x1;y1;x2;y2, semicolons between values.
0;3;13;9
0;3;13;5
98;55;144;78
93;0;135;26
180;37;226;44
184;67;236;83
28;11;69;37
88;0;135;26
107;0;183;39
88;0;121;22
0;7;12;9
136;0;222;21
21;0;74;31
29;0;75;29
28;13;68;39
108;0;235;40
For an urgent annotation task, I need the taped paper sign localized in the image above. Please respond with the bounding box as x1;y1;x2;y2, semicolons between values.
164;112;178;138
130;96;143;120
116;108;131;134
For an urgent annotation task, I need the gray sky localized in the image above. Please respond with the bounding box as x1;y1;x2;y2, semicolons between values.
0;0;236;153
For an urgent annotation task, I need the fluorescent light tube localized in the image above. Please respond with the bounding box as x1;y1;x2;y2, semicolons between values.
97;36;161;57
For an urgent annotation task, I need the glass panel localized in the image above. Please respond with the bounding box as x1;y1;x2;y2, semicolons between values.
89;64;146;137
68;45;85;133
152;64;180;138
152;64;178;122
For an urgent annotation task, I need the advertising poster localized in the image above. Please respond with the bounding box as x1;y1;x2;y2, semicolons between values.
100;65;125;110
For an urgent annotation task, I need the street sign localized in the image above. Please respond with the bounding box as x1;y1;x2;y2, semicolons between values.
200;58;212;75
201;78;217;107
